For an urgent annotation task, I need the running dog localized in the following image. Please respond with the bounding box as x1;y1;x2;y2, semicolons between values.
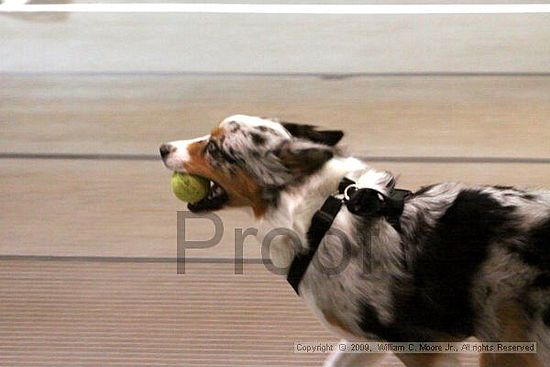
160;115;549;367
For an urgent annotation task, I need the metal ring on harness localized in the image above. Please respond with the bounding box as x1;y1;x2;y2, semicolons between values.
343;184;358;201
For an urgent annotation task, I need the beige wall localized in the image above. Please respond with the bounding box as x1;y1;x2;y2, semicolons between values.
2;8;549;73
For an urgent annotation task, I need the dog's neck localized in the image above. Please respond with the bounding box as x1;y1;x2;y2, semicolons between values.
258;156;367;269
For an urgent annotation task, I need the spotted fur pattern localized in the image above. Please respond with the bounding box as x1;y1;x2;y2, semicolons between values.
161;115;550;367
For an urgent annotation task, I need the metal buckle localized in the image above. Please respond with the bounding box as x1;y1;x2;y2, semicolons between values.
343;184;358;201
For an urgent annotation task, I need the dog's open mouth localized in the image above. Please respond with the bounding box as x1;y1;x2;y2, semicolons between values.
187;179;229;213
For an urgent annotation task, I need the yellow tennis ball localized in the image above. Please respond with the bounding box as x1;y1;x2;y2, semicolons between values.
170;172;210;204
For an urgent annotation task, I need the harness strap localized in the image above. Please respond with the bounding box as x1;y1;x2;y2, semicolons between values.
286;177;411;295
286;195;342;294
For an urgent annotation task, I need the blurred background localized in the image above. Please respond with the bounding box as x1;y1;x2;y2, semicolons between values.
1;1;549;366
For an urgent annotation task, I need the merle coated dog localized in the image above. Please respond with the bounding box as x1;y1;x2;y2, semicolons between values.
161;115;549;367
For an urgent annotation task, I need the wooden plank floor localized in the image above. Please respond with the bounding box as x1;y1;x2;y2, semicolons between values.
2;76;549;157
0;260;330;366
1;75;548;366
2;159;550;258
0;259;481;367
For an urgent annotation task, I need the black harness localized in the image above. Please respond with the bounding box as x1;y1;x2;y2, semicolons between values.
286;177;412;295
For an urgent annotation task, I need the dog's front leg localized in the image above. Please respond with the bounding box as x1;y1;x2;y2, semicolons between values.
323;340;386;367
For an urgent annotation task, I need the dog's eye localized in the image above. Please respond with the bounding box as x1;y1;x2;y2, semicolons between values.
206;141;220;155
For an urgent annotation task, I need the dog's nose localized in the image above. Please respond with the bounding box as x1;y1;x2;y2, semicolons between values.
159;143;173;159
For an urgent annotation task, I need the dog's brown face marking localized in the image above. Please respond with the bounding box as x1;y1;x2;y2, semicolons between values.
182;127;268;217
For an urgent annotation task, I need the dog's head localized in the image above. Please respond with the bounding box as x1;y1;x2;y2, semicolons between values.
160;115;343;217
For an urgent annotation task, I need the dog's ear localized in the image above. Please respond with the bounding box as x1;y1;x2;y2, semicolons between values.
275;140;334;178
281;122;343;146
